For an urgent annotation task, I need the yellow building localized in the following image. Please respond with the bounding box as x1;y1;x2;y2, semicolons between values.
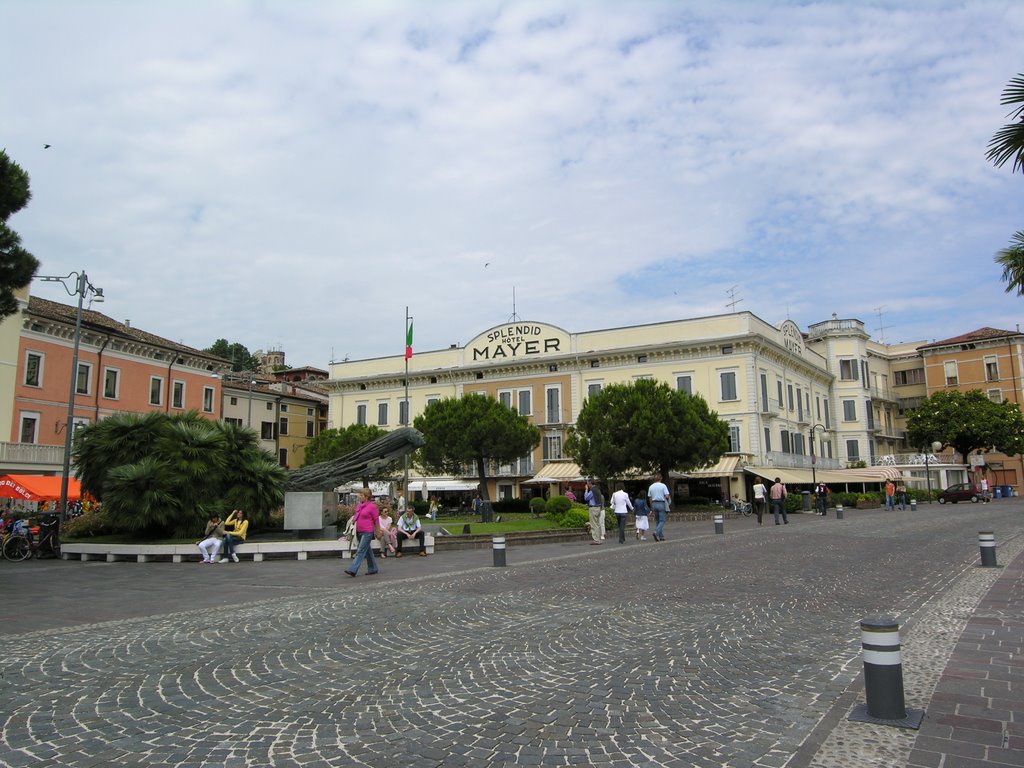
327;312;921;501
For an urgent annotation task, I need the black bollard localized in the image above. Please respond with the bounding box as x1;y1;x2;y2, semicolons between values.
714;514;724;534
978;531;998;567
836;504;844;520
848;615;924;728
492;535;506;567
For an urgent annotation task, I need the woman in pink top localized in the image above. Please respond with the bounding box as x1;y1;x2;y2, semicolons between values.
344;488;381;577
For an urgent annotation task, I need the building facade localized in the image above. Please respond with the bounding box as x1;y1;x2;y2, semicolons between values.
327;312;943;501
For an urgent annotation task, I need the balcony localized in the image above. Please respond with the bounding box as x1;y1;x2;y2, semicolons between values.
763;451;842;470
870;387;897;403
0;442;65;473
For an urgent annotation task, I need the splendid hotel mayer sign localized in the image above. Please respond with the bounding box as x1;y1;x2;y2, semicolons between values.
467;323;570;362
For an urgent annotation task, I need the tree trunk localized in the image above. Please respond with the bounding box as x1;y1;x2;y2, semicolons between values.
476;455;490;501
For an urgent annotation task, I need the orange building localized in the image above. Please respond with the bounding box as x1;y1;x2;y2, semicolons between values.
918;327;1024;491
13;297;229;447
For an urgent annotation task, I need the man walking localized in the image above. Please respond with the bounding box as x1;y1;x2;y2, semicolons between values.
647;474;671;542
584;481;605;545
769;477;788;525
884;480;895;511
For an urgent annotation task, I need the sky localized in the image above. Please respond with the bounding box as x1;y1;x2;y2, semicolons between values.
3;0;1024;369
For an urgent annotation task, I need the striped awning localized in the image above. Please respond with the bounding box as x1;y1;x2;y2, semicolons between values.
683;456;741;478
523;462;585;484
744;466;906;486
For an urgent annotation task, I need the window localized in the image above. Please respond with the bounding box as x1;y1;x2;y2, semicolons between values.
202;387;214;413
637;354;648;363
893;368;925;386
266;402;273;410
792;433;805;455
729;425;740;452
172;381;185;409
796;387;803;421
377;401;388;426
587;382;602;400
545;386;561;424
230;396;238;406
787;384;794;411
399;399;409;425
988;388;1003;403
846;439;860;460
816;396;821;420
76;362;92;395
279;448;288;467
763;427;771;452
225;417;243;428
356;403;368;425
760;373;768;409
676;375;692;395
985;356;1000;382
19;412;40;444
777;380;784;407
780;430;791;453
280;404;289;412
720;371;737;401
103;367;119;399
149;377;163;406
306;420;315;437
426;396;440;408
307;408;314;416
543;433;563;461
261;422;275;440
943;361;958;386
842;400;856;421
721;345;732;355
861;361;870;388
839;359;859;381
279;417;288;436
498;390;513;409
590;360;600;368
823;398;831;429
24;352;42;387
518;389;532;416
865;400;874;430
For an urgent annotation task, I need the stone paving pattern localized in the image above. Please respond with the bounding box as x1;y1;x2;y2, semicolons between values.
1;503;1022;767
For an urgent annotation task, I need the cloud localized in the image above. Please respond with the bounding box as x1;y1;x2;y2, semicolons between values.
4;1;1023;365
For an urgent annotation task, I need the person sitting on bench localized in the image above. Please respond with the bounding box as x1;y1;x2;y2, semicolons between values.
394;507;427;557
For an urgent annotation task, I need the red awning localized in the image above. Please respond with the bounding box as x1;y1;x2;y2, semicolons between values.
0;475;82;501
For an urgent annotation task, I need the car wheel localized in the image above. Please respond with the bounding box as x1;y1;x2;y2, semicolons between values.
971;495;979;503
938;497;946;504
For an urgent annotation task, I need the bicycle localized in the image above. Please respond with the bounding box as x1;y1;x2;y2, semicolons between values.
726;499;753;517
2;517;61;561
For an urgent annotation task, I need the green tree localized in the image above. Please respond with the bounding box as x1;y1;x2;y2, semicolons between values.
566;378;730;481
988;73;1024;293
413;394;540;501
0;150;40;319
73;411;286;537
204;338;260;371
302;424;388;467
906;390;1024;462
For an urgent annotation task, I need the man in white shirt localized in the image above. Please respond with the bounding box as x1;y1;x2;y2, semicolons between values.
647;474;671;542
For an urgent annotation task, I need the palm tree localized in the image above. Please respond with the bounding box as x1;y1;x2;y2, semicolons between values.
72;410;165;500
996;231;1024;296
986;73;1024;173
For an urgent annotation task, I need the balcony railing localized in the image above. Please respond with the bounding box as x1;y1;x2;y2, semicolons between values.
871;453;962;467
763;451;842;470
0;442;65;468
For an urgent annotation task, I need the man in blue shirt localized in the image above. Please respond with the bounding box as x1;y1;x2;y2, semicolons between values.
647;474;671;541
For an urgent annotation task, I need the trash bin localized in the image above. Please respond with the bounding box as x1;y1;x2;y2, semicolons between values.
801;490;811;511
995;487;1002;499
1004;485;1014;498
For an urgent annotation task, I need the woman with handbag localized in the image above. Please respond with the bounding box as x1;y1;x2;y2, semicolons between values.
344;488;381;577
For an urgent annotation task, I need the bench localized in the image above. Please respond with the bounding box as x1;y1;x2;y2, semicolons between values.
339;533;435;559
60;540;349;563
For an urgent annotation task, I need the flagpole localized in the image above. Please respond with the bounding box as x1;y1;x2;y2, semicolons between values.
404;306;410;501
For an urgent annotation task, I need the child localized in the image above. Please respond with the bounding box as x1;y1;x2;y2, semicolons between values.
633;494;650;541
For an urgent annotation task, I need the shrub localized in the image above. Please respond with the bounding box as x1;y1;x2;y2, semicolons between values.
832;492;859;509
61;508;117;539
492;499;530;514
529;497;547;516
546;495;572;519
267;506;286;531
412;500;429;515
559;508;590;529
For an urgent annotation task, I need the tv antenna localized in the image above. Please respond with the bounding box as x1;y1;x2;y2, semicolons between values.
874;305;890;343
507;286;522;322
726;285;744;312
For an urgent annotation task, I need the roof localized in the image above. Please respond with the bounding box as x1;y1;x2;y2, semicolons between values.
918;327;1021;350
28;296;229;366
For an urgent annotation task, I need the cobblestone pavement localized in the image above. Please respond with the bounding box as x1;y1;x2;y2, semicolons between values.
1;503;1022;767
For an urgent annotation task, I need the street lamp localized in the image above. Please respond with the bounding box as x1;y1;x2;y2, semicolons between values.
924;441;943;502
809;423;827;488
37;269;104;521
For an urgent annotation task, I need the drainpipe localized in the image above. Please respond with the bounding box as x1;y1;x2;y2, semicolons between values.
93;335;111;417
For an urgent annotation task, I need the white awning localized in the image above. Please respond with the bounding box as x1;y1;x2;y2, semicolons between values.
523;462;585;484
683;456;741;478
420;480;478;492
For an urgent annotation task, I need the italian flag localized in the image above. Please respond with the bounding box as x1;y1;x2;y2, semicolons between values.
405;319;414;360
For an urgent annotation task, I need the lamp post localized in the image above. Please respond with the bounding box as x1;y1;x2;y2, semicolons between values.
37;270;104;521
809;423;827;488
924;441;943;503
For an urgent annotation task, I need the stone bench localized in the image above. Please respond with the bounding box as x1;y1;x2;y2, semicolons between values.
339;533;435;559
61;540;349;563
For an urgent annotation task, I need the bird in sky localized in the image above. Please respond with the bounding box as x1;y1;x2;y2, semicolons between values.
484;262;490;268
43;144;51;149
